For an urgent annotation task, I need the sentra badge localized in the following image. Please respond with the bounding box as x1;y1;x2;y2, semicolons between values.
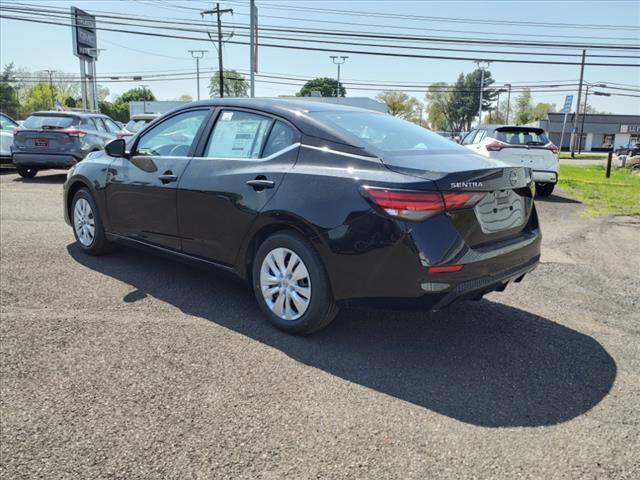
450;181;483;189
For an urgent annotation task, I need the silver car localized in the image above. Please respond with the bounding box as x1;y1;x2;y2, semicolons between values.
11;111;120;178
0;112;18;165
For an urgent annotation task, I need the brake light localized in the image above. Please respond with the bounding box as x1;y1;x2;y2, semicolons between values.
63;128;86;138
13;126;24;134
428;265;464;273
360;187;484;222
545;142;559;154
485;140;509;151
442;192;486;210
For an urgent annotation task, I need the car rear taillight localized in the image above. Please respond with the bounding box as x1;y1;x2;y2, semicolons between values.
63;128;86;138
545;142;559;154
428;264;464;273
485;140;508;151
360;187;484;222
13;127;24;134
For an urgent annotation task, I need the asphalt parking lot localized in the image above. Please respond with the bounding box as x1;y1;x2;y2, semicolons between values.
1;169;639;479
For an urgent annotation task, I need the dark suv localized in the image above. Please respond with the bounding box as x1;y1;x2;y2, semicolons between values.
11;111;120;178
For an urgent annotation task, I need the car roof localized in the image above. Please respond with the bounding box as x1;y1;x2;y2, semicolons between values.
187;97;374;115
130;113;160;120
477;124;544;131
31;111;109;118
160;98;384;150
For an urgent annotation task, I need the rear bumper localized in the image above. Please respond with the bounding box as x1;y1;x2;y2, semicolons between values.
12;153;79;169
532;170;558;184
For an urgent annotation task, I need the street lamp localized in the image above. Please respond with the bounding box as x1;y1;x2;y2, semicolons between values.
505;83;512;124
578;83;607;154
474;60;491;125
330;55;348;97
188;50;207;101
139;84;150;114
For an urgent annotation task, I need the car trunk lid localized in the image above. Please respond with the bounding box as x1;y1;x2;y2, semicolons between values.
381;150;535;245
13;114;82;154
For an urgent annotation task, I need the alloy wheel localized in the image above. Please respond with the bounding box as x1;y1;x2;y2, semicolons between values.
260;247;311;320
73;198;96;247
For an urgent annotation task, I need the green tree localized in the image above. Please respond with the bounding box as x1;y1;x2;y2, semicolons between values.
209;70;249;98
177;94;193;101
296;77;345;97
99;100;129;123
514;89;533;125
23;83;64;112
425;82;453;131
531;102;556;122
0;63;20;118
118;86;156;104
376;91;422;121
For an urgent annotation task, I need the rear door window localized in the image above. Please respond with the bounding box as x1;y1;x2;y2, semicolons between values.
23;115;77;129
262;121;297;157
93;118;108;133
205;110;272;159
461;130;477;145
81;117;96;130
102;118;121;134
496;128;549;145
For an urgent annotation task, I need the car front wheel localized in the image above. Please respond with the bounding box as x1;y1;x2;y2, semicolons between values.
16;165;38;178
252;231;339;334
535;182;555;197
71;188;112;255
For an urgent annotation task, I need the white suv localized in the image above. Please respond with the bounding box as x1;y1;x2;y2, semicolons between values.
461;125;559;197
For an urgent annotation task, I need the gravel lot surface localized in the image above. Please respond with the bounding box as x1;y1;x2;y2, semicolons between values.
1;169;639;479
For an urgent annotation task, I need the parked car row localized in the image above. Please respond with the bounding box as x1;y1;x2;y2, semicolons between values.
0;111;160;178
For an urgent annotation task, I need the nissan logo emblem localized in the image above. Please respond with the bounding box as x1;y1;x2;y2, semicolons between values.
509;170;518;186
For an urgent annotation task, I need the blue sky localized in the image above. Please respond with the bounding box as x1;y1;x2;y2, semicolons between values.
1;0;639;114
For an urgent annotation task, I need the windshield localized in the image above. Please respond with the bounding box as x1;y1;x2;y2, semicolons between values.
23;115;77;129
313;111;464;153
124;119;148;133
495;127;549;146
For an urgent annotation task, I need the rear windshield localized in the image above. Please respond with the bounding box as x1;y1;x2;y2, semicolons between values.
124;119;148;133
23;115;77;129
495;128;549;146
312;111;463;153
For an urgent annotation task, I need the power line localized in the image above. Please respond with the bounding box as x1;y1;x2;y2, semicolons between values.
3;4;639;52
226;0;640;32
0;10;639;67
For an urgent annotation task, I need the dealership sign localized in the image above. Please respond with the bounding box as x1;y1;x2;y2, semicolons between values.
71;7;96;59
620;125;640;133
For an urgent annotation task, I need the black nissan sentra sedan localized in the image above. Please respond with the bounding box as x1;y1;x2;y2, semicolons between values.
63;99;541;334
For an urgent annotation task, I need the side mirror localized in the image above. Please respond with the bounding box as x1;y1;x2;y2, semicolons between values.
105;138;126;157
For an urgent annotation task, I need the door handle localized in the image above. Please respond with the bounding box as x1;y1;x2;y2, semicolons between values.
246;179;275;190
158;172;178;184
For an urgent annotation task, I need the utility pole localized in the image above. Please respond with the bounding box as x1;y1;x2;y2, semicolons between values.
249;0;257;97
571;49;586;158
201;3;233;98
139;84;149;114
505;83;512;124
578;82;606;154
474;60;491;126
42;70;55;109
330;56;348;97
188;50;207;101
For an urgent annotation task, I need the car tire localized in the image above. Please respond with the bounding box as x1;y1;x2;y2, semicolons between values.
252;231;339;334
16;165;38;178
71;188;112;255
535;182;555;197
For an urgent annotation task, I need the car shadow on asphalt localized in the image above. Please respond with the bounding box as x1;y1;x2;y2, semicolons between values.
535;193;582;204
12;173;67;184
67;243;616;429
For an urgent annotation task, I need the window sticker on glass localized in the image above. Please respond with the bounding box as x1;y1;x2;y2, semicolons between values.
221;112;234;121
206;111;272;158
